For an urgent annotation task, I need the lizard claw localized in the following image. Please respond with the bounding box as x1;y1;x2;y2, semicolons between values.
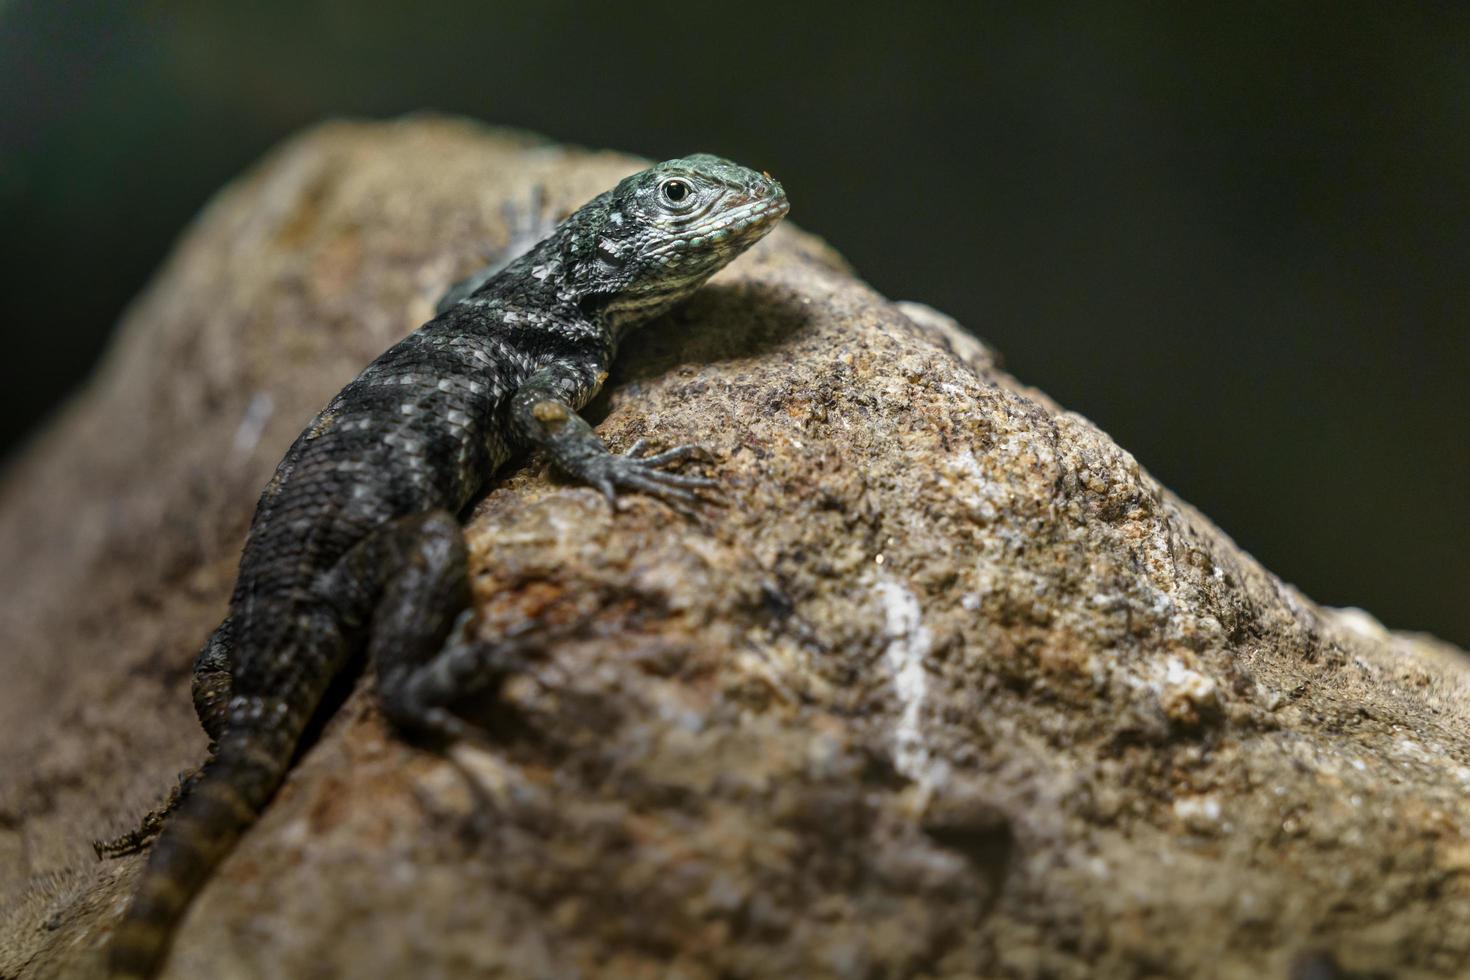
92;767;201;858
592;441;722;513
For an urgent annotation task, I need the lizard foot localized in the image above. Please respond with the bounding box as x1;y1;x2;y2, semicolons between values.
92;768;202;859
583;440;720;516
379;614;543;744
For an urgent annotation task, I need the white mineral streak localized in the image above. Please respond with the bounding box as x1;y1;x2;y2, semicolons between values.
230;391;275;457
873;576;947;791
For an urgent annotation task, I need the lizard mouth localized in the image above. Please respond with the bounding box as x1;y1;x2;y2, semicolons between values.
720;202;784;243
728;182;789;235
659;190;789;256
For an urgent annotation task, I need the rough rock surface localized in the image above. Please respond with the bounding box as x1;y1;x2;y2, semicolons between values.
3;118;1469;980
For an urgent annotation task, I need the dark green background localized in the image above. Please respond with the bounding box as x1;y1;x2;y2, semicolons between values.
2;2;1466;644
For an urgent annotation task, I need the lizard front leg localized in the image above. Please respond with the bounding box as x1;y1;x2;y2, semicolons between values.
509;363;717;509
435;185;558;315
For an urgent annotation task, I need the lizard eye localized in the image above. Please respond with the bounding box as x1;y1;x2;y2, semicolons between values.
659;178;695;209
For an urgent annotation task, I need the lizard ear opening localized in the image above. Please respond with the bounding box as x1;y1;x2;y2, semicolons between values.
595;237;625;270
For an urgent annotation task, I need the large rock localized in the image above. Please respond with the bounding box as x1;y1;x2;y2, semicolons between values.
2;118;1468;979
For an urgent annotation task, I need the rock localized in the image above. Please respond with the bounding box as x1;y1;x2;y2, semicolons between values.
2;117;1468;980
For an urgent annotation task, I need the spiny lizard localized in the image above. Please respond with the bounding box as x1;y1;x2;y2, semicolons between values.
97;153;788;978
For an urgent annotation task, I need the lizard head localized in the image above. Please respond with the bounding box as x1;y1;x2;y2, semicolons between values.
564;153;788;326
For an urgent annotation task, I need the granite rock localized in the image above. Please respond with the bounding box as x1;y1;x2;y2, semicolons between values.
3;118;1468;980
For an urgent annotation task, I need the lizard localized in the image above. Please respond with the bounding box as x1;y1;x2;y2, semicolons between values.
97;152;789;978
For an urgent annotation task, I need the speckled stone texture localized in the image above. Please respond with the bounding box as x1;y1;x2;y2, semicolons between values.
3;118;1468;980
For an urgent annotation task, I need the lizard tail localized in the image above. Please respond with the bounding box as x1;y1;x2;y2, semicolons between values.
108;732;292;978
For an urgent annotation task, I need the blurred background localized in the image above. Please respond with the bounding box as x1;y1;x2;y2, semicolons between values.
1;2;1466;645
